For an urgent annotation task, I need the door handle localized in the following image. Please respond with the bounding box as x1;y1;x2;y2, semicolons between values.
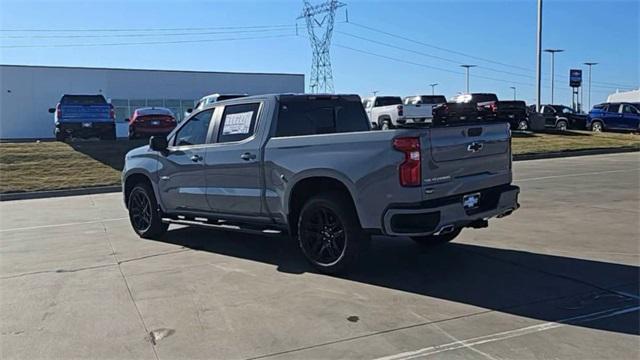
190;154;203;162
240;152;256;161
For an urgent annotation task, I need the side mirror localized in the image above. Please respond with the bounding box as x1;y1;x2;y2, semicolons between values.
125;118;130;123
149;136;168;152
48;108;56;114
186;108;193;114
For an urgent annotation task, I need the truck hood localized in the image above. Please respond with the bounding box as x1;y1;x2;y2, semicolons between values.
126;145;150;159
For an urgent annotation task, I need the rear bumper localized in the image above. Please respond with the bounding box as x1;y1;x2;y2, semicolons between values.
130;126;174;135
382;185;520;236
56;122;114;138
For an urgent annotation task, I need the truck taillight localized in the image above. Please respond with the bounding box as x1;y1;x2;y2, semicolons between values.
397;105;404;117
393;137;421;187
109;105;115;119
56;104;61;118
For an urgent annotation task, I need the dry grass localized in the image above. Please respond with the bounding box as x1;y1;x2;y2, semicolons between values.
0;140;144;193
512;130;640;154
0;131;638;193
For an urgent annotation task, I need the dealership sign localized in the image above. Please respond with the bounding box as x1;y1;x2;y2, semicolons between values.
570;69;582;87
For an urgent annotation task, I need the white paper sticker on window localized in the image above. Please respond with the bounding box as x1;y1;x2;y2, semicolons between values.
222;111;253;135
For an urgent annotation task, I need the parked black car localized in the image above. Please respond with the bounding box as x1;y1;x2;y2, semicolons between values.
433;93;499;126
497;100;529;130
536;105;587;131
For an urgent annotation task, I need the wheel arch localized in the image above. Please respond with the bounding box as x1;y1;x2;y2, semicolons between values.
285;174;359;236
123;171;160;210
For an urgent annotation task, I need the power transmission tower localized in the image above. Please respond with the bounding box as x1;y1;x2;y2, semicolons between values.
298;0;345;93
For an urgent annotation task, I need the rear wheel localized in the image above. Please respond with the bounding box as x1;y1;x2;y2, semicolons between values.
128;183;168;238
591;121;603;133
297;192;367;274
54;129;67;142
556;120;568;131
411;228;462;246
517;119;529;131
380;119;393;130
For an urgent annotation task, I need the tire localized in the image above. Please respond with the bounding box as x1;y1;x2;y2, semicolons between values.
297;192;368;274
127;183;168;238
591;121;603;133
380;119;393;130
556;120;568;131
517;119;529;131
102;128;116;141
411;228;462;246
128;131;137;140
54;129;66;142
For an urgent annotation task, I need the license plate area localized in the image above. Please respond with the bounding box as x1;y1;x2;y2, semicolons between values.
151;120;160;126
82;122;92;128
463;193;481;209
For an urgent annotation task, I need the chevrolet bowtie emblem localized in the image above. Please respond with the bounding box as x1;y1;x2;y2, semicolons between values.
467;142;483;153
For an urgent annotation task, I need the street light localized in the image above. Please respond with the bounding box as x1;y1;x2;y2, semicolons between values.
429;83;438;95
372;90;379;96
460;65;477;93
584;62;598;111
510;86;517;100
544;49;564;104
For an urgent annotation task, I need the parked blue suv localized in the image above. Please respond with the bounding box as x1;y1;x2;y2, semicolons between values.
587;102;640;132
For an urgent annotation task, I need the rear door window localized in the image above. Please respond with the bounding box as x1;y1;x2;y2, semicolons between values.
276;97;369;137
622;104;639;114
217;103;260;143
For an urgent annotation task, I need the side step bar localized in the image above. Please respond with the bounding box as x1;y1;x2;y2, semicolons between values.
162;218;284;237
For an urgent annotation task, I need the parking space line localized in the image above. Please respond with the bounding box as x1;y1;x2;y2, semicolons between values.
374;305;640;360
0;217;128;232
515;168;638;182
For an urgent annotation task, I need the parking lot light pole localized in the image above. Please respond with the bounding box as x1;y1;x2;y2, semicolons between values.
535;0;543;112
544;49;564;104
510;86;517;100
460;65;477;93
584;62;598;111
429;83;438;95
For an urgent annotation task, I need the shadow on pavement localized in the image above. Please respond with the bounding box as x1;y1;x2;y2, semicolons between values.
155;226;639;336
69;140;146;170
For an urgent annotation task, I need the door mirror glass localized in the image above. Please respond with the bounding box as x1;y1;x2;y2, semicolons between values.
149;136;168;152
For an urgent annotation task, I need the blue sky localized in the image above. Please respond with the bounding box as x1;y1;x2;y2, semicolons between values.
1;0;638;106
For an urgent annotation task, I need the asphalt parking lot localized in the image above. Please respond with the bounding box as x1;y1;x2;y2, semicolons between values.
1;153;638;359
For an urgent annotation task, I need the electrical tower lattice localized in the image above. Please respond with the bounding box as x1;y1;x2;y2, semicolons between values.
298;0;345;93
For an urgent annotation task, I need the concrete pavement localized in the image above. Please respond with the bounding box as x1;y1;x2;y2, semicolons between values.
1;153;638;359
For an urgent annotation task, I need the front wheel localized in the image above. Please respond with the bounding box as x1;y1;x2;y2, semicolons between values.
591;121;603;133
128;183;168;238
556;120;568;131
411;228;462;246
297;192;367;274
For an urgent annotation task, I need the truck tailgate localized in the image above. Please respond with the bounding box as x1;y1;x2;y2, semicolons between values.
403;104;432;118
421;122;512;200
60;104;111;122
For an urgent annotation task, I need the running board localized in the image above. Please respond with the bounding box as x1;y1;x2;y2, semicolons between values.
162;218;284;236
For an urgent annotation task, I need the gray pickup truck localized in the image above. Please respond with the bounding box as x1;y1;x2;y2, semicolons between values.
122;94;519;273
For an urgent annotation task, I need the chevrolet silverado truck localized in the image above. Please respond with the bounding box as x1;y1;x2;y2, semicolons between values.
362;96;433;129
122;94;520;274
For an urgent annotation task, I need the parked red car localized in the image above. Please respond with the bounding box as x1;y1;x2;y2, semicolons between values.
127;107;177;139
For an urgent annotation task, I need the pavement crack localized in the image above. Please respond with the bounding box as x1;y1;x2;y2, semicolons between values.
118;248;191;265
100;222;160;360
1;263;116;280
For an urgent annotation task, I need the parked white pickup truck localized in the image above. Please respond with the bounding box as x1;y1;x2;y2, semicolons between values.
362;96;433;130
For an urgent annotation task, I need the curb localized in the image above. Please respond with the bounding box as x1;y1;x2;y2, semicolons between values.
0;186;121;202
1;146;637;202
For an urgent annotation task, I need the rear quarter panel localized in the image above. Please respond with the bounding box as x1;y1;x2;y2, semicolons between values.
263;130;423;230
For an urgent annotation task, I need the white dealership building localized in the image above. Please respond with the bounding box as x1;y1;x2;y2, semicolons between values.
0;65;305;139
